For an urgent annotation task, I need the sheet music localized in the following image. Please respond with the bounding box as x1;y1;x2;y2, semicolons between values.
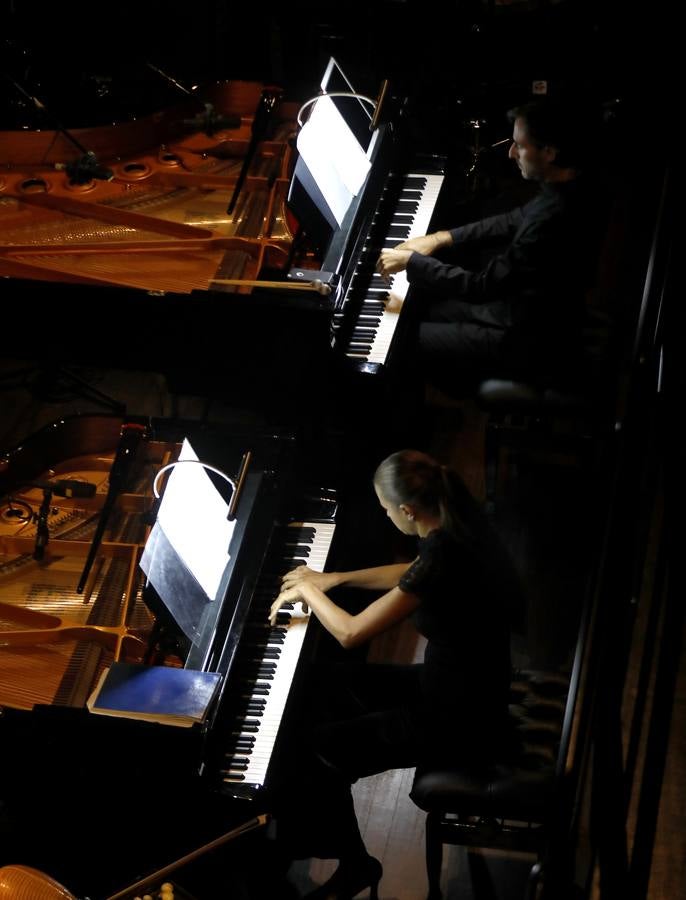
296;95;371;226
149;438;235;602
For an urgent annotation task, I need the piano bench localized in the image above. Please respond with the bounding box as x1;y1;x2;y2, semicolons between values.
474;310;619;508
475;375;614;510
410;669;569;900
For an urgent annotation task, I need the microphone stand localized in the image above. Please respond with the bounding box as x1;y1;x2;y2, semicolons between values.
226;87;281;215
33;487;53;561
7;76;113;183
76;422;148;594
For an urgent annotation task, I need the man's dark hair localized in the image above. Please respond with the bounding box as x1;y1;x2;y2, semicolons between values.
507;96;600;169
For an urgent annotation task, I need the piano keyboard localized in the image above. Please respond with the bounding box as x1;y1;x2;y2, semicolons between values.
221;520;335;793
335;172;444;367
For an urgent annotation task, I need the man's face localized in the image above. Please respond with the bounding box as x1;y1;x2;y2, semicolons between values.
508;117;556;181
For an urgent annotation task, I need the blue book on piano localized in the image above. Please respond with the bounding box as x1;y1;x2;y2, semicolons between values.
87;662;222;728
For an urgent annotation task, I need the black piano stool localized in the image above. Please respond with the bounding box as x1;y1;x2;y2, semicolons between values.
410;669;569;900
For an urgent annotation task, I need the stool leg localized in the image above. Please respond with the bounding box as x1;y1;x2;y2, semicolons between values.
525;860;544;900
425;811;444;900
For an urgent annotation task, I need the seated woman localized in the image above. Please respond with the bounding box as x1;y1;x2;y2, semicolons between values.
268;449;522;900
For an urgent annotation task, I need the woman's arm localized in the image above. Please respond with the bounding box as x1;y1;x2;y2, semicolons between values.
269;582;420;649
281;562;412;594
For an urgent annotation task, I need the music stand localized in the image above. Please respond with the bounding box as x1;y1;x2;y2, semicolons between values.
140;438;237;646
286;57;376;257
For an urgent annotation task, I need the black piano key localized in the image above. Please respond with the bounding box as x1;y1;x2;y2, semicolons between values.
351;330;378;340
401;176;428;189
246;623;286;635
234;718;261;732
240;705;265;716
279;528;316;542
242;659;278;669
225;743;254;754
240;666;277;678
386;225;411;238
249;636;285;646
393;200;419;213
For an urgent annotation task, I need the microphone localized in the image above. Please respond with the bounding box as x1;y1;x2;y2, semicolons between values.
27;480;97;499
55;151;114;184
182;103;241;135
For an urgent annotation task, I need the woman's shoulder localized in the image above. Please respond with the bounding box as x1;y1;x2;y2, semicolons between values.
418;528;471;562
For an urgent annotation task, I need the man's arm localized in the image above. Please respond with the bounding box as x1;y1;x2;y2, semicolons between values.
377;206;526;278
377;231;452;278
453;206;525;244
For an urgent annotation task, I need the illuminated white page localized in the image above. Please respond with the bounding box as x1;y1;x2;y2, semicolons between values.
296;95;371;226
156;439;235;601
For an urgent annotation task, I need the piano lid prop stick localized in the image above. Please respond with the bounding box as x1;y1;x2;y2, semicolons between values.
227;450;252;522
226;88;281;214
370;79;390;131
210;278;332;296
105;814;269;900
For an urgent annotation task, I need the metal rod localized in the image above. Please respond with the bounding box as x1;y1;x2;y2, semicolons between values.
210;278;331;295
227;450;252;522
106;814;269;899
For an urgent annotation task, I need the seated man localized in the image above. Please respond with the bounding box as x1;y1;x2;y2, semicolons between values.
377;95;608;396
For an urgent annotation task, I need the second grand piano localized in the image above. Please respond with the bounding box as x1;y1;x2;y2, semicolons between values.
0;413;340;897
0;59;446;420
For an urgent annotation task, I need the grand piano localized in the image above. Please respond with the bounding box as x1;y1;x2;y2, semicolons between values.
0;412;340;897
0;58;446;423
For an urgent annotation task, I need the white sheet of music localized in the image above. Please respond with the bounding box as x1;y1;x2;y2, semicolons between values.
297;95;370;226
155;439;235;601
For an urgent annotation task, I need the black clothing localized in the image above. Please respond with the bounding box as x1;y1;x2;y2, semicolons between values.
410;176;606;391
400;528;512;737
271;528;514;862
314;529;512;777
